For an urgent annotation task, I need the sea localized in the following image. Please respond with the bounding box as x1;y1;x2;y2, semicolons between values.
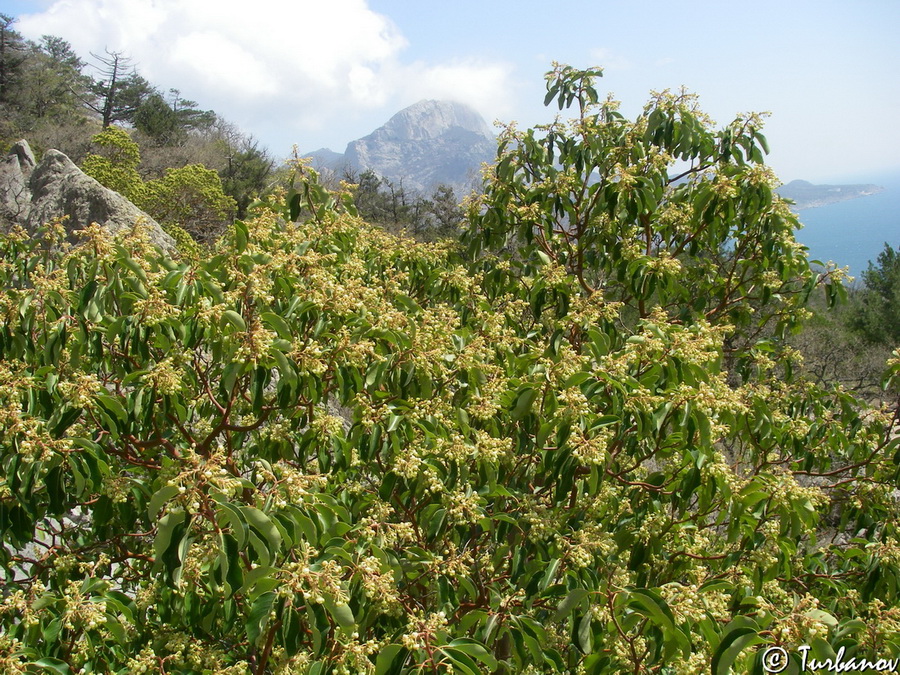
790;168;900;283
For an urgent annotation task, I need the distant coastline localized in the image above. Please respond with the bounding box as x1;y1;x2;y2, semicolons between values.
790;169;900;276
777;179;885;211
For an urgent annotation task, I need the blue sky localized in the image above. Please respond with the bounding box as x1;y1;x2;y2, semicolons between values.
6;0;899;182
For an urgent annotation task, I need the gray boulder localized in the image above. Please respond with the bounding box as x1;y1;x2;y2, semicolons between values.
27;149;174;251
0;139;36;226
0;140;174;251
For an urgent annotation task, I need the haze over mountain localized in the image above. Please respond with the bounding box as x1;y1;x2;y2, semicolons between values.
305;100;496;195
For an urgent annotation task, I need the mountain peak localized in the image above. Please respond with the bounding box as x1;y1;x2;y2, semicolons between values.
375;100;494;143
306;100;496;195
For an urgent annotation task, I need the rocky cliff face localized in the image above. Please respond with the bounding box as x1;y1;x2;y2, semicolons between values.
307;100;495;195
0;140;174;251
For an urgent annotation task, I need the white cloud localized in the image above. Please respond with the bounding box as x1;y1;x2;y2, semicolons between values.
12;0;517;155
347;65;384;105
18;0;168;56
393;59;516;124
168;31;280;99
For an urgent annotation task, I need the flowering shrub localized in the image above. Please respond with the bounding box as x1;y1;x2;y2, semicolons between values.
81;127;236;244
80;127;146;204
139;164;237;244
0;66;898;674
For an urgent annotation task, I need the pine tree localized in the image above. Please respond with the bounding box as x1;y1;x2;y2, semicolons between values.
0;14;26;106
85;49;154;127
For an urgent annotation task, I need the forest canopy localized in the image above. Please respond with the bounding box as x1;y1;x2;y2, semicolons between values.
0;64;898;675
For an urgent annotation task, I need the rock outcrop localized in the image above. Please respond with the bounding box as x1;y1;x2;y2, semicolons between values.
0;140;36;225
306;100;495;196
0;140;174;251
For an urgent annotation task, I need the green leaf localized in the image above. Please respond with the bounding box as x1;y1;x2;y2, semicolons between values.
576;611;593;654
241;506;283;559
440;647;482;675
234;220;249;252
215;499;249;550
553;588;591;621
544;84;560;107
95;394;128;423
447;638;498;670
539;558;560;590
29;659;70;674
220;309;247;332
120;255;149;283
324;598;355;629
512;386;539;420
240;565;279;599
289;192;302;222
248;530;272;567
261;311;293;339
246;590;276;644
42;618;63;643
590;415;619;429
148;484;181;520
627;588;676;631
809;637;837;663
804;608;838;628
563;371;591;389
272;348;297;386
711;626;766;675
153;511;186;564
375;644;405;675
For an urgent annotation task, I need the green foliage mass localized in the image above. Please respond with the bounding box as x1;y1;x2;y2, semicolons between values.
140;164;238;244
792;243;900;400
0;65;899;674
132;93;182;147
81;127;237;244
849;243;900;346
14;36;89;124
346;169;464;242
788;287;893;400
80;126;145;203
0;18;92;148
133;91;217;147
218;139;275;220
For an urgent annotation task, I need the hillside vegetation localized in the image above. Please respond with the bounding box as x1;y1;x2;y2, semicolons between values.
0;14;274;228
